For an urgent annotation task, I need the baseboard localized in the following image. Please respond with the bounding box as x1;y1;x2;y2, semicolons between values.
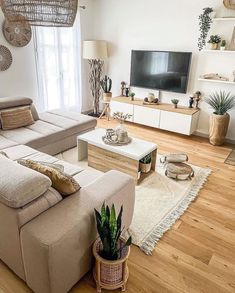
195;131;235;144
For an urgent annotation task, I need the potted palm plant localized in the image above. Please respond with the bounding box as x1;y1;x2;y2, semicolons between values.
139;153;152;173
205;91;235;146
101;75;112;102
93;203;132;292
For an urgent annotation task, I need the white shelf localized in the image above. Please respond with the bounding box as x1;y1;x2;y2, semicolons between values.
213;17;235;21
201;49;235;53
198;78;235;85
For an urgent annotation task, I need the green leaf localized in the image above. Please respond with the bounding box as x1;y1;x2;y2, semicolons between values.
101;202;106;225
125;236;132;246
117;206;123;231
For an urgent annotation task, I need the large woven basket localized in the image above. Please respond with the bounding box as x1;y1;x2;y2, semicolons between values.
93;238;130;292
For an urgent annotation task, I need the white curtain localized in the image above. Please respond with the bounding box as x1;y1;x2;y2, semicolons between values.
34;17;82;113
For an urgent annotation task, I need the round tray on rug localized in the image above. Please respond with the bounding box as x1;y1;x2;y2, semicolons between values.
165;162;194;180
102;136;132;146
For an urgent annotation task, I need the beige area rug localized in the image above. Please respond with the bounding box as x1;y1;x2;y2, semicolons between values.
225;149;235;166
59;148;211;255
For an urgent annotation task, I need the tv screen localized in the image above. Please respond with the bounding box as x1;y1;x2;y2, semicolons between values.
130;50;192;94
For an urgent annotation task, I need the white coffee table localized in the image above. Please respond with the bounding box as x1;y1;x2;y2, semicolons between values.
77;128;157;183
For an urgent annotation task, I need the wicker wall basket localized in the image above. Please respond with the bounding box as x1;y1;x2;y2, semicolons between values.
93;238;130;292
0;0;78;27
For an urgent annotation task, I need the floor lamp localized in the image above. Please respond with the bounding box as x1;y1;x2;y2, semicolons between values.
83;40;108;117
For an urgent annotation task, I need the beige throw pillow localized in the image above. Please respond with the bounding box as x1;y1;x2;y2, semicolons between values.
0;106;35;130
18;159;81;197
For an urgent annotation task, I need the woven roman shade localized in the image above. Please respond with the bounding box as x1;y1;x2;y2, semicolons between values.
0;0;78;27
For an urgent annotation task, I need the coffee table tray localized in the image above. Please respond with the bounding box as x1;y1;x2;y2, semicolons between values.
102;136;132;146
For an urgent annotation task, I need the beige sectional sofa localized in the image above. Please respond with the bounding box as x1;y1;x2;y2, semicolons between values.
0;97;135;293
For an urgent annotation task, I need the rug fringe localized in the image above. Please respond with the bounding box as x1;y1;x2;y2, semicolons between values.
139;168;212;255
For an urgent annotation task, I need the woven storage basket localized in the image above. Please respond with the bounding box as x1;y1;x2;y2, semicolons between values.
139;162;151;173
1;0;78;27
165;162;194;181
93;238;130;292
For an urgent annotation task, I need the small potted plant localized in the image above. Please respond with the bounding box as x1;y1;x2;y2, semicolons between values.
101;75;112;102
208;35;221;50
171;99;179;109
129;92;135;101
220;40;226;50
205;91;235;145
93;203;132;292
198;7;214;51
139;153;152;173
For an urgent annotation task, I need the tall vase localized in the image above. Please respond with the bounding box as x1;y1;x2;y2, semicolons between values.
209;113;230;146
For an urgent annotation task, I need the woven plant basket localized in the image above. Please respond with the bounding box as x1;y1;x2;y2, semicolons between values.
93;238;130;292
1;0;78;27
139;162;152;173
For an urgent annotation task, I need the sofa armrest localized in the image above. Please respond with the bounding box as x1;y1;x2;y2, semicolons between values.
20;170;135;293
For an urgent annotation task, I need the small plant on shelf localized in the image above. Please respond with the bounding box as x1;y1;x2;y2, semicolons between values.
220;40;226;50
101;75;112;102
171;99;179;109
129;92;135;101
139;153;152;173
208;35;221;50
198;7;214;51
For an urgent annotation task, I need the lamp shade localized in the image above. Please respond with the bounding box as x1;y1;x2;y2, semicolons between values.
83;40;108;60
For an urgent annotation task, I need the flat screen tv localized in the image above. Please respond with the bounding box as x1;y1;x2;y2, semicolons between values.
130;50;192;94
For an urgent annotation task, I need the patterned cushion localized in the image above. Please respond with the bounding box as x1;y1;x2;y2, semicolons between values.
0;106;35;130
18;159;81;197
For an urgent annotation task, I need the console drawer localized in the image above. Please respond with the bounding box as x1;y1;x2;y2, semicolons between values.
134;105;160;128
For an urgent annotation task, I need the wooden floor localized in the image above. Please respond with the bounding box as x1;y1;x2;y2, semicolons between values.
1;119;235;293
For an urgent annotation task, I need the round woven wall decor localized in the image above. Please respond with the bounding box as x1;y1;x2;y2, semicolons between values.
0;45;13;71
3;19;32;47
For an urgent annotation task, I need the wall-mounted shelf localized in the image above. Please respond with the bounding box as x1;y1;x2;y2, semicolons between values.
198;78;235;85
201;49;235;53
213;17;235;21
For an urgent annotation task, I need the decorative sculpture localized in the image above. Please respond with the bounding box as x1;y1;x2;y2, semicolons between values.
195;91;202;109
121;81;126;96
223;0;235;10
189;96;194;108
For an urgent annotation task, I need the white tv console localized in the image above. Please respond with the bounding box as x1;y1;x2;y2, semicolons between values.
110;96;200;136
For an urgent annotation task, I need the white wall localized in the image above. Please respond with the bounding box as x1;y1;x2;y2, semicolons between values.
92;0;235;141
0;11;38;100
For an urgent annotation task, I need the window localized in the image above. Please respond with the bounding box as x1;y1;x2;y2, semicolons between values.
34;18;82;112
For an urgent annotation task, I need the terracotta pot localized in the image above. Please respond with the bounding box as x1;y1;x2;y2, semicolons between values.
103;92;112;102
139;162;152;173
93;238;130;292
209;113;230;146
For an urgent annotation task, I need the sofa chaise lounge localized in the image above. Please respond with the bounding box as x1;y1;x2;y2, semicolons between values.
0;97;135;293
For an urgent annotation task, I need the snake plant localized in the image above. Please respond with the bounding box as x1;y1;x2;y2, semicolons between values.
94;203;132;260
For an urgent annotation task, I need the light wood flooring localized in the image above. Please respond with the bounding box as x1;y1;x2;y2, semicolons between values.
0;119;235;293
